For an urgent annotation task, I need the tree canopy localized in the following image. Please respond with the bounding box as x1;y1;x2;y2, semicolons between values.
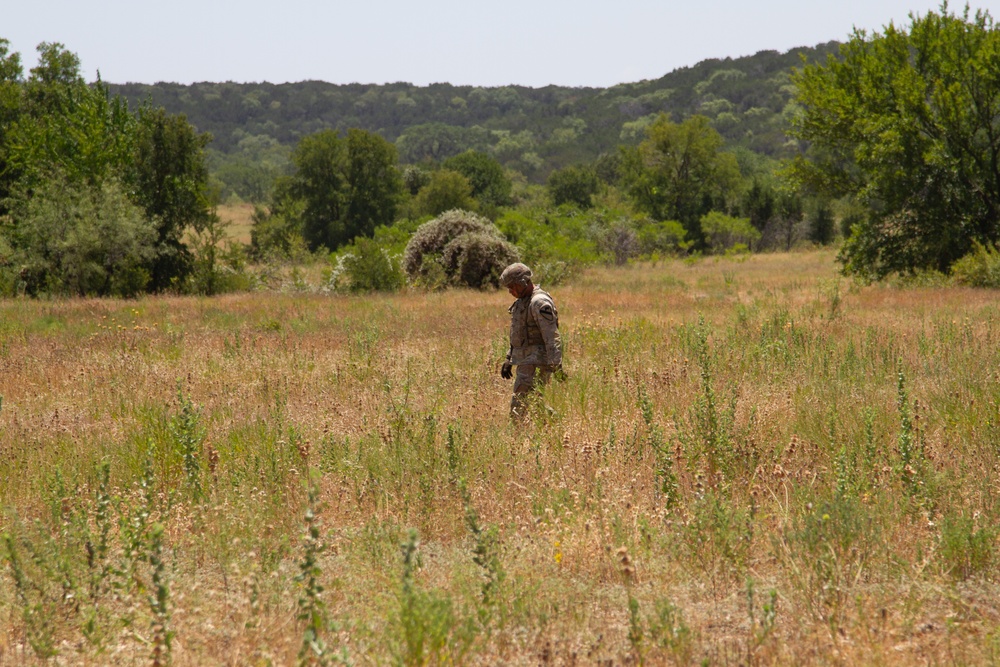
0;40;215;295
621;114;741;247
285;128;402;251
791;4;1000;278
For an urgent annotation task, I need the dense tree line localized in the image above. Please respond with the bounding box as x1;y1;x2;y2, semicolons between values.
108;43;838;195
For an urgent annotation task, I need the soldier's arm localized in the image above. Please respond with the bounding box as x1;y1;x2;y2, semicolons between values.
532;301;562;367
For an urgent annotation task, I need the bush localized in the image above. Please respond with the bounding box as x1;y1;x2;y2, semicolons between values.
341;237;405;292
950;241;1000;287
403;210;517;288
8;177;157;297
636;218;688;256
700;211;761;255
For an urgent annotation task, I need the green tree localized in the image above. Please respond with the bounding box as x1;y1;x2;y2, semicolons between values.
344;128;401;240
290;130;348;251
547;165;599;209
287;128;402;251
808;201;836;245
621;114;741;248
442;150;512;208
0;39;24;213
414;169;475;216
740;179;776;234
8;177;156;297
791;5;1000;277
129;106;213;290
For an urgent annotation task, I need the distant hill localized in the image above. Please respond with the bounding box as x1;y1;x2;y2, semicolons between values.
109;42;839;180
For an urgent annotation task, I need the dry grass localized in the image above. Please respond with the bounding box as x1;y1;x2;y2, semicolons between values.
1;249;999;665
217;203;256;245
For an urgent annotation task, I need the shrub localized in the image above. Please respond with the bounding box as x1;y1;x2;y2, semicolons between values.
950;241;1000;287
9;176;157;297
403;210;518;288
700;211;761;255
636;218;688;256
341;237;405;292
441;232;518;289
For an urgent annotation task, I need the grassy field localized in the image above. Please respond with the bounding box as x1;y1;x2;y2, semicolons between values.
1;249;998;665
217;203;256;245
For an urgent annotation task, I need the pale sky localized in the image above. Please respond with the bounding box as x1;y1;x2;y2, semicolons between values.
4;1;996;88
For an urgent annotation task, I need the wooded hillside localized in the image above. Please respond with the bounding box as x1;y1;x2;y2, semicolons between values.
110;43;839;179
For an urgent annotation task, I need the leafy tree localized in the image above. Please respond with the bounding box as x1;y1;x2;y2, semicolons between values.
547;165;599;209
442;150;512;207
7;176;156;297
286;128;402;251
773;190;804;251
414;169;475;216
740;179;776;234
289;130;348;251
621;114;741;248
808;201;836;245
395;123;492;164
791;5;1000;277
129;106;213;289
0;39;24;212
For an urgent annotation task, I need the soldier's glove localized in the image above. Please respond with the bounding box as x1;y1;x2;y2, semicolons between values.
553;364;567;382
501;362;513;379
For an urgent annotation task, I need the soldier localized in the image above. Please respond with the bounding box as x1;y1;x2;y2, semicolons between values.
499;263;562;419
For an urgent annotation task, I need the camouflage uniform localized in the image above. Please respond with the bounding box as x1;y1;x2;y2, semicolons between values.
500;263;561;419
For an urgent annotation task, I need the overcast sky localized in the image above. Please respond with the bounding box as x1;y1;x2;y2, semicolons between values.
5;1;997;88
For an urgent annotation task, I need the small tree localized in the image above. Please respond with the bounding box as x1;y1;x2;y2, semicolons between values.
700;211;760;254
548;165;599;209
443;150;512;208
414;170;475;216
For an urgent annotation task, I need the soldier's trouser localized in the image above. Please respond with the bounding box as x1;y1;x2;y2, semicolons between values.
510;364;554;419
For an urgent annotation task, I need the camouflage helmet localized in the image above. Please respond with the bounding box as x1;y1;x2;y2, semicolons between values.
500;262;532;287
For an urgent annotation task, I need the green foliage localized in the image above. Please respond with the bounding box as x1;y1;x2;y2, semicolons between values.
287;128;402;252
443;150;512;208
621;114;741;247
413;169;475;216
699;211;760;255
950;241;1000;287
547;165;600;209
0;40;214;295
394;529;474;666
791;6;1000;278
129;105;213;290
938;512;997;581
339;237;406;292
808;201;836;245
5;176;156;297
403;209;518;288
496;210;601;281
111;45;837;180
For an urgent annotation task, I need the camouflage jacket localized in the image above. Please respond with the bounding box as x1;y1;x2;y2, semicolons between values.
506;286;561;366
